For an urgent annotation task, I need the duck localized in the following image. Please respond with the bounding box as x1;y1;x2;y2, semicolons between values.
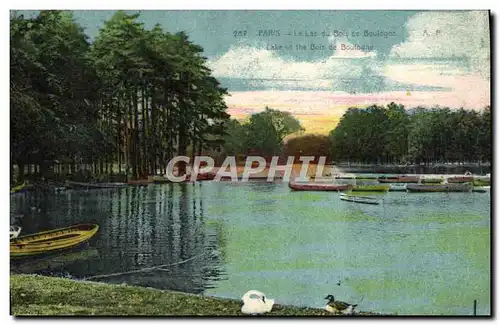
324;295;357;315
241;290;275;315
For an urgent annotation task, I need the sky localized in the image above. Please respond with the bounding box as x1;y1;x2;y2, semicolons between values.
19;10;491;134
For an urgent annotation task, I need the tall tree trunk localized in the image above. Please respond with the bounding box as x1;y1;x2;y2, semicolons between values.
151;88;157;175
133;87;140;180
17;162;24;183
141;85;148;178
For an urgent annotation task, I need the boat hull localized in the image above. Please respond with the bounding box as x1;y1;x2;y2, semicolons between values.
389;183;407;191
378;176;420;183
10;224;99;258
406;184;472;193
351;185;390;192
447;176;474;183
339;194;380;205
65;181;127;189
289;182;352;191
473;179;491;186
420;178;443;184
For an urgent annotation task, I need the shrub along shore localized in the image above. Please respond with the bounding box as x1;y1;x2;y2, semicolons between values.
10;275;382;316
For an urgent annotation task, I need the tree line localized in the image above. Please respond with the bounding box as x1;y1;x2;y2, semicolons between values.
10;10;491;185
11;10;229;183
222;103;491;166
329;103;491;165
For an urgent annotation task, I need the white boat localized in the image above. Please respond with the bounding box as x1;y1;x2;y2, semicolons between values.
389;183;407;191
339;193;380;205
10;226;22;239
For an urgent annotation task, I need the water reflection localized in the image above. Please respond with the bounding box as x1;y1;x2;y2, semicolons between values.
10;180;491;315
10;185;227;294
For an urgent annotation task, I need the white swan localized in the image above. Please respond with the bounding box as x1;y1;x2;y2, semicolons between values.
241;290;275;314
10;226;21;239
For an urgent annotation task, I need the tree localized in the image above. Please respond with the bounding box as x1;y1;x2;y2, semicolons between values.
284;134;331;162
245;107;303;156
10;10;230;183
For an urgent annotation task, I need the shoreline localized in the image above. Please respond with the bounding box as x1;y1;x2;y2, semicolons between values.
10;274;382;316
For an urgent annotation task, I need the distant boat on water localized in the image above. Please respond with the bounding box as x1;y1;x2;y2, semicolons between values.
389;183;407;191
65;181;127;189
406;183;472;193
288;180;352;191
339;193;380;205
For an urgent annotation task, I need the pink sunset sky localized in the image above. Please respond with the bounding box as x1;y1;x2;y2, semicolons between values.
207;11;490;134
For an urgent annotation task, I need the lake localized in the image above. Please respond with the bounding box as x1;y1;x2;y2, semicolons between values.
10;180;491;315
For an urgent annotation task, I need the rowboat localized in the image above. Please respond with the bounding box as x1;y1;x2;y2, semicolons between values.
389;183;407;191
473;179;490;186
406;183;472;193
10;224;99;258
378;176;420;183
446;176;474;183
10;226;22;239
65;181;127;189
420;178;443;184
288;181;352;192
354;175;378;180
351;185;390;192
472;185;490;193
339;193;380;205
10;182;32;194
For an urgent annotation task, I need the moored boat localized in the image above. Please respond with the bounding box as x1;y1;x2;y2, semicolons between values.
288;181;352;192
378;176;420;183
447;176;474;183
10;182;33;194
420;178;443;184
473;179;490;186
389;183;407;191
406;183;472;193
339;193;380;205
10;223;99;258
354;175;378;180
351;185;390;192
334;173;356;179
65;181;127;189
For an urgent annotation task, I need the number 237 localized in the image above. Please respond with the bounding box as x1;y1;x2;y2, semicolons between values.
233;30;247;37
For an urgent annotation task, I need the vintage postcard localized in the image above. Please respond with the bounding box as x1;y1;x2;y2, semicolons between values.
10;10;491;316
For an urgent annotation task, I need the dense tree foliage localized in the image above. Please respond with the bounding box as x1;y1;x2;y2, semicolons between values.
221;107;304;158
10;10;491;183
284;134;331;162
329;103;491;165
10;10;229;182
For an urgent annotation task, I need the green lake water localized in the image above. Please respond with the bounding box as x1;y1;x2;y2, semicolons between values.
10;181;491;315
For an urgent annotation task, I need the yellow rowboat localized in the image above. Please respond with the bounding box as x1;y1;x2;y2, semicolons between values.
10;182;33;194
10;224;99;258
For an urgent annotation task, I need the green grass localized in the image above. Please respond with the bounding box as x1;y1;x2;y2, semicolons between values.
10;275;381;316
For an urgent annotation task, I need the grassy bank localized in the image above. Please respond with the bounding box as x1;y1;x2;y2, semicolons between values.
10;275;380;316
